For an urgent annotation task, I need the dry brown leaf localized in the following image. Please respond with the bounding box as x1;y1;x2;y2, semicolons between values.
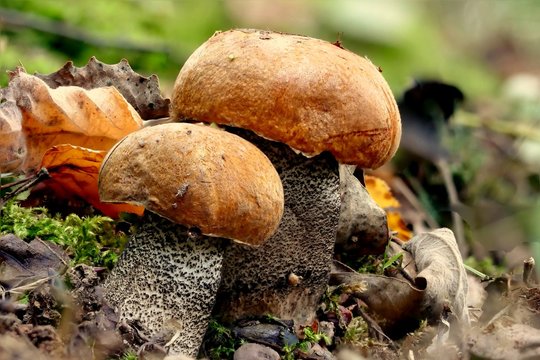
365;175;413;241
2;69;143;173
336;165;389;256
39;144;144;218
470;321;540;359
403;228;469;324
36;57;170;120
330;266;425;336
0;98;26;173
0;234;69;291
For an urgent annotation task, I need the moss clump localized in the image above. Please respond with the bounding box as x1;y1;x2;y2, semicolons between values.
0;200;129;268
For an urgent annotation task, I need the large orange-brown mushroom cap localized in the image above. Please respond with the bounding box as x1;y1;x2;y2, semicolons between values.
171;28;401;169
98;123;284;245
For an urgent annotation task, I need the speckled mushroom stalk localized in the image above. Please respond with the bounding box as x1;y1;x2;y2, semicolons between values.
170;29;401;326
219;127;340;323
98;123;284;357
104;212;225;354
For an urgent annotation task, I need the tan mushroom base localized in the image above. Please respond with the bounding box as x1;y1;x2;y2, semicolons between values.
215;128;340;325
103;212;226;357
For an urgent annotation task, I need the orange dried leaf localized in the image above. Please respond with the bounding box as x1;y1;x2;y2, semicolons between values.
365;175;413;241
0;98;25;173
3;69;143;173
39;144;144;218
364;175;400;209
387;212;413;241
36;57;170;120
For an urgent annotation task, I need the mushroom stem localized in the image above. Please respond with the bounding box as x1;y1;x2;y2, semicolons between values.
104;212;225;357
215;128;340;325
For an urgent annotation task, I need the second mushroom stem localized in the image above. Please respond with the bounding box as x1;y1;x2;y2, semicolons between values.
215;128;341;325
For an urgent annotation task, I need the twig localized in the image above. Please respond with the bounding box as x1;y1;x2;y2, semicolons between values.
464;264;492;282
435;158;468;256
0;175;31;190
1;275;55;299
355;301;397;351
455;111;540;142
0;7;182;59
523;257;536;286
485;304;510;328
390;177;439;229
36;238;69;268
0;168;50;207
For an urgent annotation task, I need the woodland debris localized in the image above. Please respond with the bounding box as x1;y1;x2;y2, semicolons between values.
1;69;143;173
35;57;170;120
329;265;424;337
336;165;389;257
0;234;68;292
403;228;469;324
233;342;280;360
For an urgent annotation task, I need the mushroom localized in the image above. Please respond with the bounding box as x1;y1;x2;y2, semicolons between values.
98;122;284;356
170;29;401;325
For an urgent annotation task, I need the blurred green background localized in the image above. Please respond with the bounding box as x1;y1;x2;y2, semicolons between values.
3;0;539;95
1;0;540;271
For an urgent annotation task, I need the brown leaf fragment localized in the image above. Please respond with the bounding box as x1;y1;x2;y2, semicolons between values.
365;175;413;241
18;324;66;358
0;333;49;360
403;228;469;324
35;57;170;119
0;95;26;173
336;165;389;256
0;234;69;291
3;69;143;173
39;144;144;218
329;269;424;336
470;320;540;359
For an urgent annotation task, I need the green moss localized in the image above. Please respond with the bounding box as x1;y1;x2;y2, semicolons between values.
203;319;244;360
0;200;129;268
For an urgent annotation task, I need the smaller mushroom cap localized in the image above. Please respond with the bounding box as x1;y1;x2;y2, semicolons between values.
171;28;401;169
98;123;284;245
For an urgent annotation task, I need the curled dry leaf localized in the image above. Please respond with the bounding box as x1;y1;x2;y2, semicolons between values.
36;57;170;120
403;228;469;324
2;69;143;173
365;175;413;241
336;165;389;256
0;98;26;173
39;144;144;218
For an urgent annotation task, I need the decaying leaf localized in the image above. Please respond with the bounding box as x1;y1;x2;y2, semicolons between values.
2;69;143;173
336;165;389;256
0;98;26;173
36;57;170;120
365;175;413;241
0;234;68;291
0;333;49;360
403;228;469;324
39;144;144;218
329;265;425;336
470;321;540;359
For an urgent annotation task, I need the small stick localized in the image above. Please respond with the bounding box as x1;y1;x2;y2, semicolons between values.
435;158;468;256
355;300;397;351
0;168;50;207
523;257;536;286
